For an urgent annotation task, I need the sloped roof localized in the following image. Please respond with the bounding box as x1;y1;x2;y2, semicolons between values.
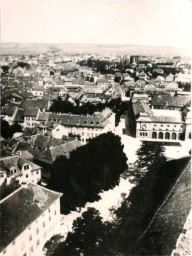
152;95;190;108
48;108;113;128
24;108;39;117
33;135;64;149
0;156;40;175
1;106;17;116
0;183;62;252
14;108;25;122
133;100;153;117
20;99;49;110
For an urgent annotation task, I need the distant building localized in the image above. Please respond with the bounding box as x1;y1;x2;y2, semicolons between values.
0;183;62;256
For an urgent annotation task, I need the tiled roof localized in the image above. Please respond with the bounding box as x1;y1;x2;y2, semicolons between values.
152;95;190;108
24;108;39;117
20;99;49;110
0;156;40;176
48;108;113;128
0;183;62;252
1;106;17;116
133;100;153;117
14;108;25;122
33;135;65;149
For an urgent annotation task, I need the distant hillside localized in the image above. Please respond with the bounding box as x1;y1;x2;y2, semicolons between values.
1;43;190;57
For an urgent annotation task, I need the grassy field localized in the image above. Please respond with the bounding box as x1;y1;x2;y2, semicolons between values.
136;160;191;255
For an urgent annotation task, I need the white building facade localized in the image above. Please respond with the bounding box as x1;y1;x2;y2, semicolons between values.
0;184;62;256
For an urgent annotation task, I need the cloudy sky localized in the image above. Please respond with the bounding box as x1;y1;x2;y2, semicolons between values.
1;0;191;49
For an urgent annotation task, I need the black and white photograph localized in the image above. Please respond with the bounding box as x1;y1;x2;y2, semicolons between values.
0;0;191;255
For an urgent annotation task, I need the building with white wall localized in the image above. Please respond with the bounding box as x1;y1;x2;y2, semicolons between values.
0;156;41;185
49;108;115;144
0;183;62;256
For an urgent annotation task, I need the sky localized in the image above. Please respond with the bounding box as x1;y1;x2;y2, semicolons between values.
1;0;192;49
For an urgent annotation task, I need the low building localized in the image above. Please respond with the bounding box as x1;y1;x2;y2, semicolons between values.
0;183;62;256
0;156;41;185
23;108;41;128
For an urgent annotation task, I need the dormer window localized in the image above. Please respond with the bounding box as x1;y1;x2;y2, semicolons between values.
96;121;100;125
84;121;87;124
24;165;29;170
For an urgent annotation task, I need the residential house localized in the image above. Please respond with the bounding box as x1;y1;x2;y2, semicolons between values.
0;156;41;185
23;108;41;128
28;87;45;98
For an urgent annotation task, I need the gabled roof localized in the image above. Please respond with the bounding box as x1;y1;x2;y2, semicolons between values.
48;108;113;128
152;95;190;108
24;108;39;117
1;106;17;116
133;100;153;117
0;183;62;252
20;99;49;110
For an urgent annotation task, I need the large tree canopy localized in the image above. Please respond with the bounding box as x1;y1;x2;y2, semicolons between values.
53;208;113;256
49;132;128;214
127;141;166;183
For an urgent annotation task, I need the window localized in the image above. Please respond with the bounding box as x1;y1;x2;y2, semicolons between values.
36;239;40;247
43;222;45;228
12;240;15;245
3;250;6;254
26;174;28;178
54;210;56;215
29;234;32;241
30;246;33;253
49;216;51;221
36;228;39;234
24;165;29;170
36;170;39;175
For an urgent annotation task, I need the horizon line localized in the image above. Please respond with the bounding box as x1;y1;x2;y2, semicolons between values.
1;41;190;49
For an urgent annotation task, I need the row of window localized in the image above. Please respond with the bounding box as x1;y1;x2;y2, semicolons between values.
24;170;39;179
140;132;148;136
25;117;36;120
152;132;180;140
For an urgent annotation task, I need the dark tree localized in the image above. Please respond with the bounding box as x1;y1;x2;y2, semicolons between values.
128;142;166;183
53;208;114;256
49;133;128;214
1;119;22;139
1;119;11;139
